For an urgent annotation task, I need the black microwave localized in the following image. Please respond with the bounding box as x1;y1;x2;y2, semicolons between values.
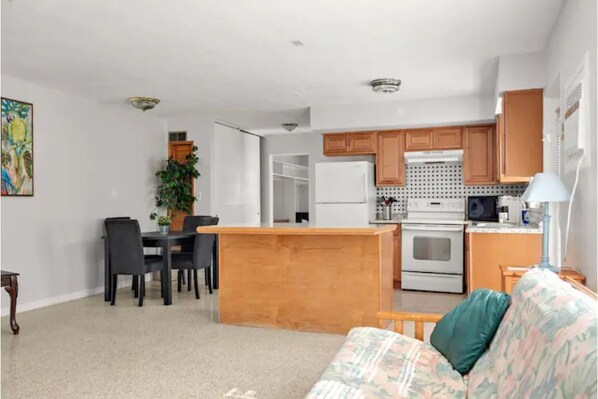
467;196;499;222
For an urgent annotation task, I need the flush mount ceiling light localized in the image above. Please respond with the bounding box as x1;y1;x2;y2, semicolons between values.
370;78;402;94
282;123;298;132
127;97;160;112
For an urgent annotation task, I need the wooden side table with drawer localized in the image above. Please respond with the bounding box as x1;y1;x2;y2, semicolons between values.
500;265;586;295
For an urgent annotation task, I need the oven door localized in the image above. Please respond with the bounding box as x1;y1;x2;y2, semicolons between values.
401;224;464;275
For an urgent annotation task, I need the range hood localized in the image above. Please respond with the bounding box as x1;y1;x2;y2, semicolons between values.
404;149;463;164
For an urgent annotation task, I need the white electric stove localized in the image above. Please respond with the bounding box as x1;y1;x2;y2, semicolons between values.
401;198;465;293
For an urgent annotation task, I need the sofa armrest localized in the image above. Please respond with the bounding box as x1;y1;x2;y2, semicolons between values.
377;311;444;341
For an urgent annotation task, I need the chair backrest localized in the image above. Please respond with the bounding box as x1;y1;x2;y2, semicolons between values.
466;268;597;398
192;231;217;269
181;216;219;253
104;219;145;275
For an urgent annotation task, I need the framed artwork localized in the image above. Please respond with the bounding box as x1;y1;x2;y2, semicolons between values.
1;98;33;196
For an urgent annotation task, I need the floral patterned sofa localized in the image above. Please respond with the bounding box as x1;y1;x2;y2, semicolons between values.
306;269;597;398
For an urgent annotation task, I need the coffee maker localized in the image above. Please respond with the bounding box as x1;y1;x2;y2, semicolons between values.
497;195;522;224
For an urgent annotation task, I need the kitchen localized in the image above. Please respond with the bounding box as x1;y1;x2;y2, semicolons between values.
314;88;546;297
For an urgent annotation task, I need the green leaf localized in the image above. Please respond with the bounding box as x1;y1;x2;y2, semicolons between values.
23;150;33;178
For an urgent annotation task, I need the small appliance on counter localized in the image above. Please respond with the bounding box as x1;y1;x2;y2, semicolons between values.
467;195;499;222
497;195;523;224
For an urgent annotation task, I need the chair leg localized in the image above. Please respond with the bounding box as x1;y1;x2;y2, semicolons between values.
177;270;182;292
111;275;117;306
207;267;213;295
160;271;164;298
188;269;192;291
181;271;186;286
193;270;200;299
139;276;144;307
204;268;208;286
133;275;139;298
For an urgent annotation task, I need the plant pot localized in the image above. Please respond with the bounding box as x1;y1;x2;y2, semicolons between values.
383;206;391;220
159;225;169;235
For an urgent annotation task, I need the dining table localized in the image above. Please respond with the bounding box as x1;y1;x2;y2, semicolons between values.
103;231;219;305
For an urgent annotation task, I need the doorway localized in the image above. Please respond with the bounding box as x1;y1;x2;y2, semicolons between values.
270;154;309;224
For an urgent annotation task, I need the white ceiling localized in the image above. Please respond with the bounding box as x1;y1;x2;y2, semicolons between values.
2;0;563;127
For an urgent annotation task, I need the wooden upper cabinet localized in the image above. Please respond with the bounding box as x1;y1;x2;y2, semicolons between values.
376;131;405;186
433;127;462;149
499;89;543;182
323;132;376;156
347;132;377;154
323;134;348;155
463;126;496;185
405;130;433;151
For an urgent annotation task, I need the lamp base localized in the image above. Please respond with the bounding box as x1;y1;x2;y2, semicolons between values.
533;263;559;273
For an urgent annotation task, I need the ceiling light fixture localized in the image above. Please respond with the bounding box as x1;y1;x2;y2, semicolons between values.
290;40;304;47
128;97;160;112
370;78;402;94
282;123;298;132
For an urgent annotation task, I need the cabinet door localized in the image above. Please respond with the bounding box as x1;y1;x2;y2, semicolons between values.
405;130;433;151
433;127;462;149
501;89;543;182
347;132;377;154
323;134;348;155
393;227;401;284
464;126;496;185
376;131;405;186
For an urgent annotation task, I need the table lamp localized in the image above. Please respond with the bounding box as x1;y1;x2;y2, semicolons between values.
521;173;571;272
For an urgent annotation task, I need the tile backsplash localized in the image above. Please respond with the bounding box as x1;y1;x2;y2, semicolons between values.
376;164;527;215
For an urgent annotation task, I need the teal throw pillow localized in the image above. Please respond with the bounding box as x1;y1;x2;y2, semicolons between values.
430;289;511;375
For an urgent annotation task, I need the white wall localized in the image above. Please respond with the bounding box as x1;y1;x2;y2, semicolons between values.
310;95;495;132
494;51;547;98
164;114;215;215
212;123;261;224
1;76;167;313
545;0;597;290
261;133;371;223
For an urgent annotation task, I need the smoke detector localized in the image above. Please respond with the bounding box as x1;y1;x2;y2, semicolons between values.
282;123;298;132
370;78;402;94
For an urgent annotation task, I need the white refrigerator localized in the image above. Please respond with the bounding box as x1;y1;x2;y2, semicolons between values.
315;161;376;227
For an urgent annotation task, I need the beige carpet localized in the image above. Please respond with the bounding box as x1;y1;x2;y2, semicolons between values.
1;282;345;399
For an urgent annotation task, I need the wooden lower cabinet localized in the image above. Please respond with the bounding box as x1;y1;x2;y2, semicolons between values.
463;126;496;185
393;226;401;285
466;232;542;293
376;131;405;186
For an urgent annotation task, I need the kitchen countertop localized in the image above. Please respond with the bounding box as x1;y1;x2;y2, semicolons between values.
197;223;396;236
466;222;542;234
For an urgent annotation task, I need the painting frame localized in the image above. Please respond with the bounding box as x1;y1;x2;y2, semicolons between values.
1;97;34;197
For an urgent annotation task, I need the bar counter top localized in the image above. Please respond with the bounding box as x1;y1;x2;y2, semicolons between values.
197;223;396;236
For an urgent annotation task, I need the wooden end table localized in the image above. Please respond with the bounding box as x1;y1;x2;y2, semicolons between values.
1;270;20;334
500;265;586;295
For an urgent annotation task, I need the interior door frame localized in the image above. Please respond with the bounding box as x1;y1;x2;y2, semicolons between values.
269;152;309;225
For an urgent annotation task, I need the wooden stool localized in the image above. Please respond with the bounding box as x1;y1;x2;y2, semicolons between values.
1;271;20;334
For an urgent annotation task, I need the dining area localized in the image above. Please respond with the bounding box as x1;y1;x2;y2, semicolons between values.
102;215;220;306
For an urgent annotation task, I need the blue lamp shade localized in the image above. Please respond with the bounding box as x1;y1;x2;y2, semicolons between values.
522;173;570;203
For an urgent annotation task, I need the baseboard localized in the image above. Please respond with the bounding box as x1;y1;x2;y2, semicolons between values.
1;274;153;317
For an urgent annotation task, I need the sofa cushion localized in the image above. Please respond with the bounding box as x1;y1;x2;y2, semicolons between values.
467;268;597;398
430;289;511;375
305;327;466;399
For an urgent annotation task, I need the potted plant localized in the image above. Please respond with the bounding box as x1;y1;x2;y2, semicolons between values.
377;196;397;220
156;216;172;235
150;146;200;232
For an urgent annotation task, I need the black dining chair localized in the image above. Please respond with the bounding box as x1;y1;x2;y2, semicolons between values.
173;216;219;299
103;217;139;295
104;219;164;306
178;216;219;291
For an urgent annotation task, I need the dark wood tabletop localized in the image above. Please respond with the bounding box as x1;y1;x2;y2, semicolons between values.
1;270;19;277
141;231;196;240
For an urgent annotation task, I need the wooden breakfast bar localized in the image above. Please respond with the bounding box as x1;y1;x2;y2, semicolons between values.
197;224;395;334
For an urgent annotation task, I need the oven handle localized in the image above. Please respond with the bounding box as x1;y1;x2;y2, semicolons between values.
402;224;464;232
